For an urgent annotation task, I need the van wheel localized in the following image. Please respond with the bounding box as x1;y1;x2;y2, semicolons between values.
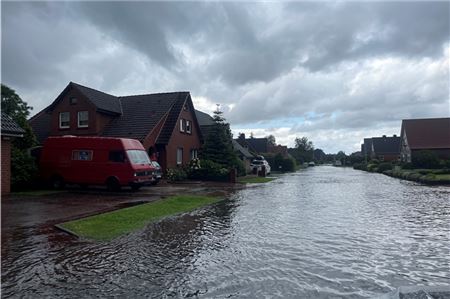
51;176;65;189
106;177;121;192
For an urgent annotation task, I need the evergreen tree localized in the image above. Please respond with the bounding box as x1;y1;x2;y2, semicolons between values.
201;109;239;168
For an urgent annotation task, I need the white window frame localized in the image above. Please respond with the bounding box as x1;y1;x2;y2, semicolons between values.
77;111;89;128
186;120;191;134
59;112;70;129
177;148;183;165
179;119;185;132
190;149;198;160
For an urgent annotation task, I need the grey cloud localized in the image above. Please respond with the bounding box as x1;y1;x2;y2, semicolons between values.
2;1;449;153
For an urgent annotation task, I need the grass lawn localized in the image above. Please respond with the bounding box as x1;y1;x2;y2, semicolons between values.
59;195;219;241
12;189;65;196
238;176;276;184
432;174;450;181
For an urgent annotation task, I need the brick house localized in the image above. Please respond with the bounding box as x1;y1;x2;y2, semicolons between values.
400;117;450;162
371;135;401;162
1;112;25;194
29;82;203;171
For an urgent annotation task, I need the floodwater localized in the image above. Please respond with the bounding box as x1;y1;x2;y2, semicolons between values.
2;166;450;298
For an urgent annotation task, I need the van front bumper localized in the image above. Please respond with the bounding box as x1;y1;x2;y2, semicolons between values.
130;176;155;186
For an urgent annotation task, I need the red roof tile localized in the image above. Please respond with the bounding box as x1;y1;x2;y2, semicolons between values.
401;118;450;149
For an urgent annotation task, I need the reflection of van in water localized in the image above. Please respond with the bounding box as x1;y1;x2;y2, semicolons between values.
40;136;155;191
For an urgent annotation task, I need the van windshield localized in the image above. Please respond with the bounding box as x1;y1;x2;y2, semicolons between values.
126;150;151;164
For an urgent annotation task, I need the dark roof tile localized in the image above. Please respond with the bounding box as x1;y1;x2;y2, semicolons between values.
1;112;25;136
71;82;122;114
101;92;188;143
372;136;401;155
28;111;51;144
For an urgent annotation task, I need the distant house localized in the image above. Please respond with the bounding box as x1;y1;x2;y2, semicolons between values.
232;139;254;172
371;135;401;162
236;133;289;158
400;117;450;162
29;82;203;171
1;112;25;194
361;138;373;161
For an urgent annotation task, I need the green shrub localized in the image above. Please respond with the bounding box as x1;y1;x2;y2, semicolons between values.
439;159;450;169
266;154;296;172
401;162;414;169
412;150;440;169
166;167;188;182
367;163;378;172
232;158;246;177
353;162;368;171
377;162;393;173
11;148;38;190
188;159;228;181
281;157;296;172
369;159;380;165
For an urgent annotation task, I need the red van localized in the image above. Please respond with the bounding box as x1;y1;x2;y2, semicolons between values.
40;136;155;191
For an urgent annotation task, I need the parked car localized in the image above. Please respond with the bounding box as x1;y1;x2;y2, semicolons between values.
40;136;156;191
150;161;162;184
250;159;271;175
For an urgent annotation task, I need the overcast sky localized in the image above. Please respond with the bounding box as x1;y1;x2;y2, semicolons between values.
2;1;449;153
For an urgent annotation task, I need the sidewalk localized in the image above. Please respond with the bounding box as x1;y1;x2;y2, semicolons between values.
1;180;244;231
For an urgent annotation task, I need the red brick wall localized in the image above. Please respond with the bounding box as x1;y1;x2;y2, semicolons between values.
165;106;202;170
50;88;113;137
1;138;11;194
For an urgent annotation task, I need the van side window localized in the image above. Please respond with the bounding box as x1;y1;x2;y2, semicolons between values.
72;150;93;161
109;151;125;163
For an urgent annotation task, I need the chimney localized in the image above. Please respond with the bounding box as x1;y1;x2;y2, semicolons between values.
239;133;245;141
382;135;386;138
393;134;397;137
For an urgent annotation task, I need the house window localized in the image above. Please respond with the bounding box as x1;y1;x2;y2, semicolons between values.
70;97;77;105
78;111;89;128
177;148;183;165
59;112;70;129
186;120;191;134
179;119;185;132
190;149;198;160
72;150;93;161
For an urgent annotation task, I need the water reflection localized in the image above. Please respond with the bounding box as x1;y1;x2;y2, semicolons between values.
2;167;450;298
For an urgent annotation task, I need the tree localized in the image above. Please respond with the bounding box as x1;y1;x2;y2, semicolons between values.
336;151;348;165
201;109;241;170
313;148;326;164
295;137;314;152
1;84;37;149
292;136;314;163
1;84;38;188
266;134;276;146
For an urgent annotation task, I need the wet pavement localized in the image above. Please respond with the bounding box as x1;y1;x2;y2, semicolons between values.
1;180;242;229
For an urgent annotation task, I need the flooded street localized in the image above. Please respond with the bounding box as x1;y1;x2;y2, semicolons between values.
2;166;450;298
